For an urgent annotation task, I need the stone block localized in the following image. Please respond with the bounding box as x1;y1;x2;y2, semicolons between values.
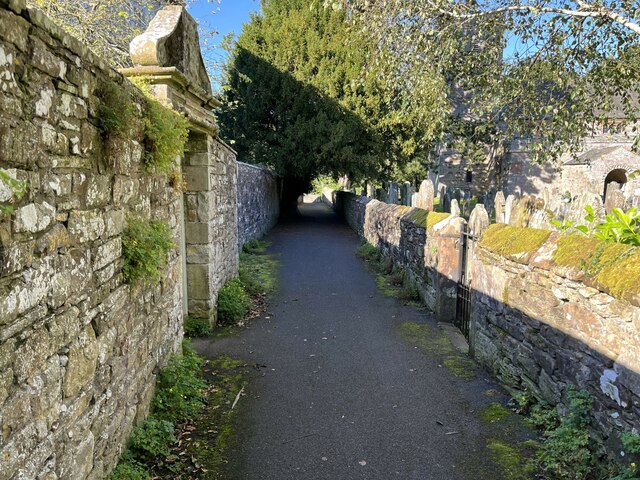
68;210;105;243
14;202;55;233
183;165;210;191
185;222;210;244
93;238;121;271
63;326;99;399
187;264;211;300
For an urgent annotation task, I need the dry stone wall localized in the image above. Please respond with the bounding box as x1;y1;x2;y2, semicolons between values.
237;162;280;248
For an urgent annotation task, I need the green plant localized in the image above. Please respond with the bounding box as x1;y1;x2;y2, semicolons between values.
356;242;379;261
551;218;576;233
0;169;26;215
581;207;640;246
97;80;136;138
243;238;268;255
184;316;211;338
129;77;189;175
217;279;250;325
109;456;150;480
537;388;596;479
122;217;174;284
152;341;206;423
622;433;640;454
310;175;341;195
129;418;175;461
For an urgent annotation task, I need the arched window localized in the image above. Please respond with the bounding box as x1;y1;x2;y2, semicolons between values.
603;169;627;198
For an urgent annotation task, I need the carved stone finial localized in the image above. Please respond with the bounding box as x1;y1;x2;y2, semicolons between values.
129;5;211;95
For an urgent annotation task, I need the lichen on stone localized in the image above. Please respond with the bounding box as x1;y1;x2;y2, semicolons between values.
479;224;551;257
427;212;451;230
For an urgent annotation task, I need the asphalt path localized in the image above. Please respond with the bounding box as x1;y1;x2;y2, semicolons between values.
195;202;530;480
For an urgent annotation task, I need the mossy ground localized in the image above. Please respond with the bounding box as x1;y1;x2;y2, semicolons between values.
397;322;477;380
480;224;551;258
182;356;249;479
554;235;640;299
487;438;536;480
479;402;512;423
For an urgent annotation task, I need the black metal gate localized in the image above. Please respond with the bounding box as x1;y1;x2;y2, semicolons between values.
454;228;475;340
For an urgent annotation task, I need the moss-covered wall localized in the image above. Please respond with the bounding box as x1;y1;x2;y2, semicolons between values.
472;227;640;452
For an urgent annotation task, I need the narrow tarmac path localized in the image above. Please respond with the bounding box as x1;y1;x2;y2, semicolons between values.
195;203;531;480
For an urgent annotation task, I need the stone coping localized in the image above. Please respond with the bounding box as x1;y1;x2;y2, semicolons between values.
478;224;640;308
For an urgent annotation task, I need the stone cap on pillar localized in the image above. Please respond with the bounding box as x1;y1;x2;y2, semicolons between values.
121;5;221;133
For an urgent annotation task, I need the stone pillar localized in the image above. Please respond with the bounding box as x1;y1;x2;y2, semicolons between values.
123;5;239;323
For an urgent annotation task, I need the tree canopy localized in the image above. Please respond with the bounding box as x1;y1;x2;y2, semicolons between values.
217;0;447;195
353;0;640;163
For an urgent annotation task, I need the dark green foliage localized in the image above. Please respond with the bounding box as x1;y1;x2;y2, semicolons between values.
622;433;640;455
242;238;268;254
535;388;596;479
129;419;175;461
219;0;437;189
152;341;206;423
122;217;174;284
97;80;136;139
109;455;149;480
217;279;250;326
356;242;380;261
184;316;212;338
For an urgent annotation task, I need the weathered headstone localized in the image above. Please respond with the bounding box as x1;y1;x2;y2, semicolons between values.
366;182;375;198
604;182;626;214
565;192;604;224
388;182;399;204
443;192;452;213
450;199;461;217
415;179;435;211
411;192;418;207
469;204;490;236
504;194;516;224
401;183;414;206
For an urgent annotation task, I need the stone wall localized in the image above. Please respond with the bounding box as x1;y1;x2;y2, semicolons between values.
334;191;461;320
471;225;640;451
236;162;280;248
0;2;243;478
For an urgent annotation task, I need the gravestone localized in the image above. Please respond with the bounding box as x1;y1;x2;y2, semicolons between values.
450;199;461;217
504;194;516;224
469;204;490;236
366;182;375;198
604;182;626;214
388;182;399;204
401;183;414;206
443;192;452;213
415;179;435;211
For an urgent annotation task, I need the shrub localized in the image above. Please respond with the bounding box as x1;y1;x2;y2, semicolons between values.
109;458;149;480
0;169;26;215
537;388;596;479
355;242;379;261
152;341;206;423
122;217;174;284
242;238;268;254
129;418;175;461
622;433;640;454
184;316;212;338
97;80;136;139
217;279;250;325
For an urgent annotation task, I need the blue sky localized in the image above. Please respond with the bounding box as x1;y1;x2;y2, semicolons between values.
188;0;260;43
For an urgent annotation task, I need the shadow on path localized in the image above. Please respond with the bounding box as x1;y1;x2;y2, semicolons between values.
194;203;533;480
